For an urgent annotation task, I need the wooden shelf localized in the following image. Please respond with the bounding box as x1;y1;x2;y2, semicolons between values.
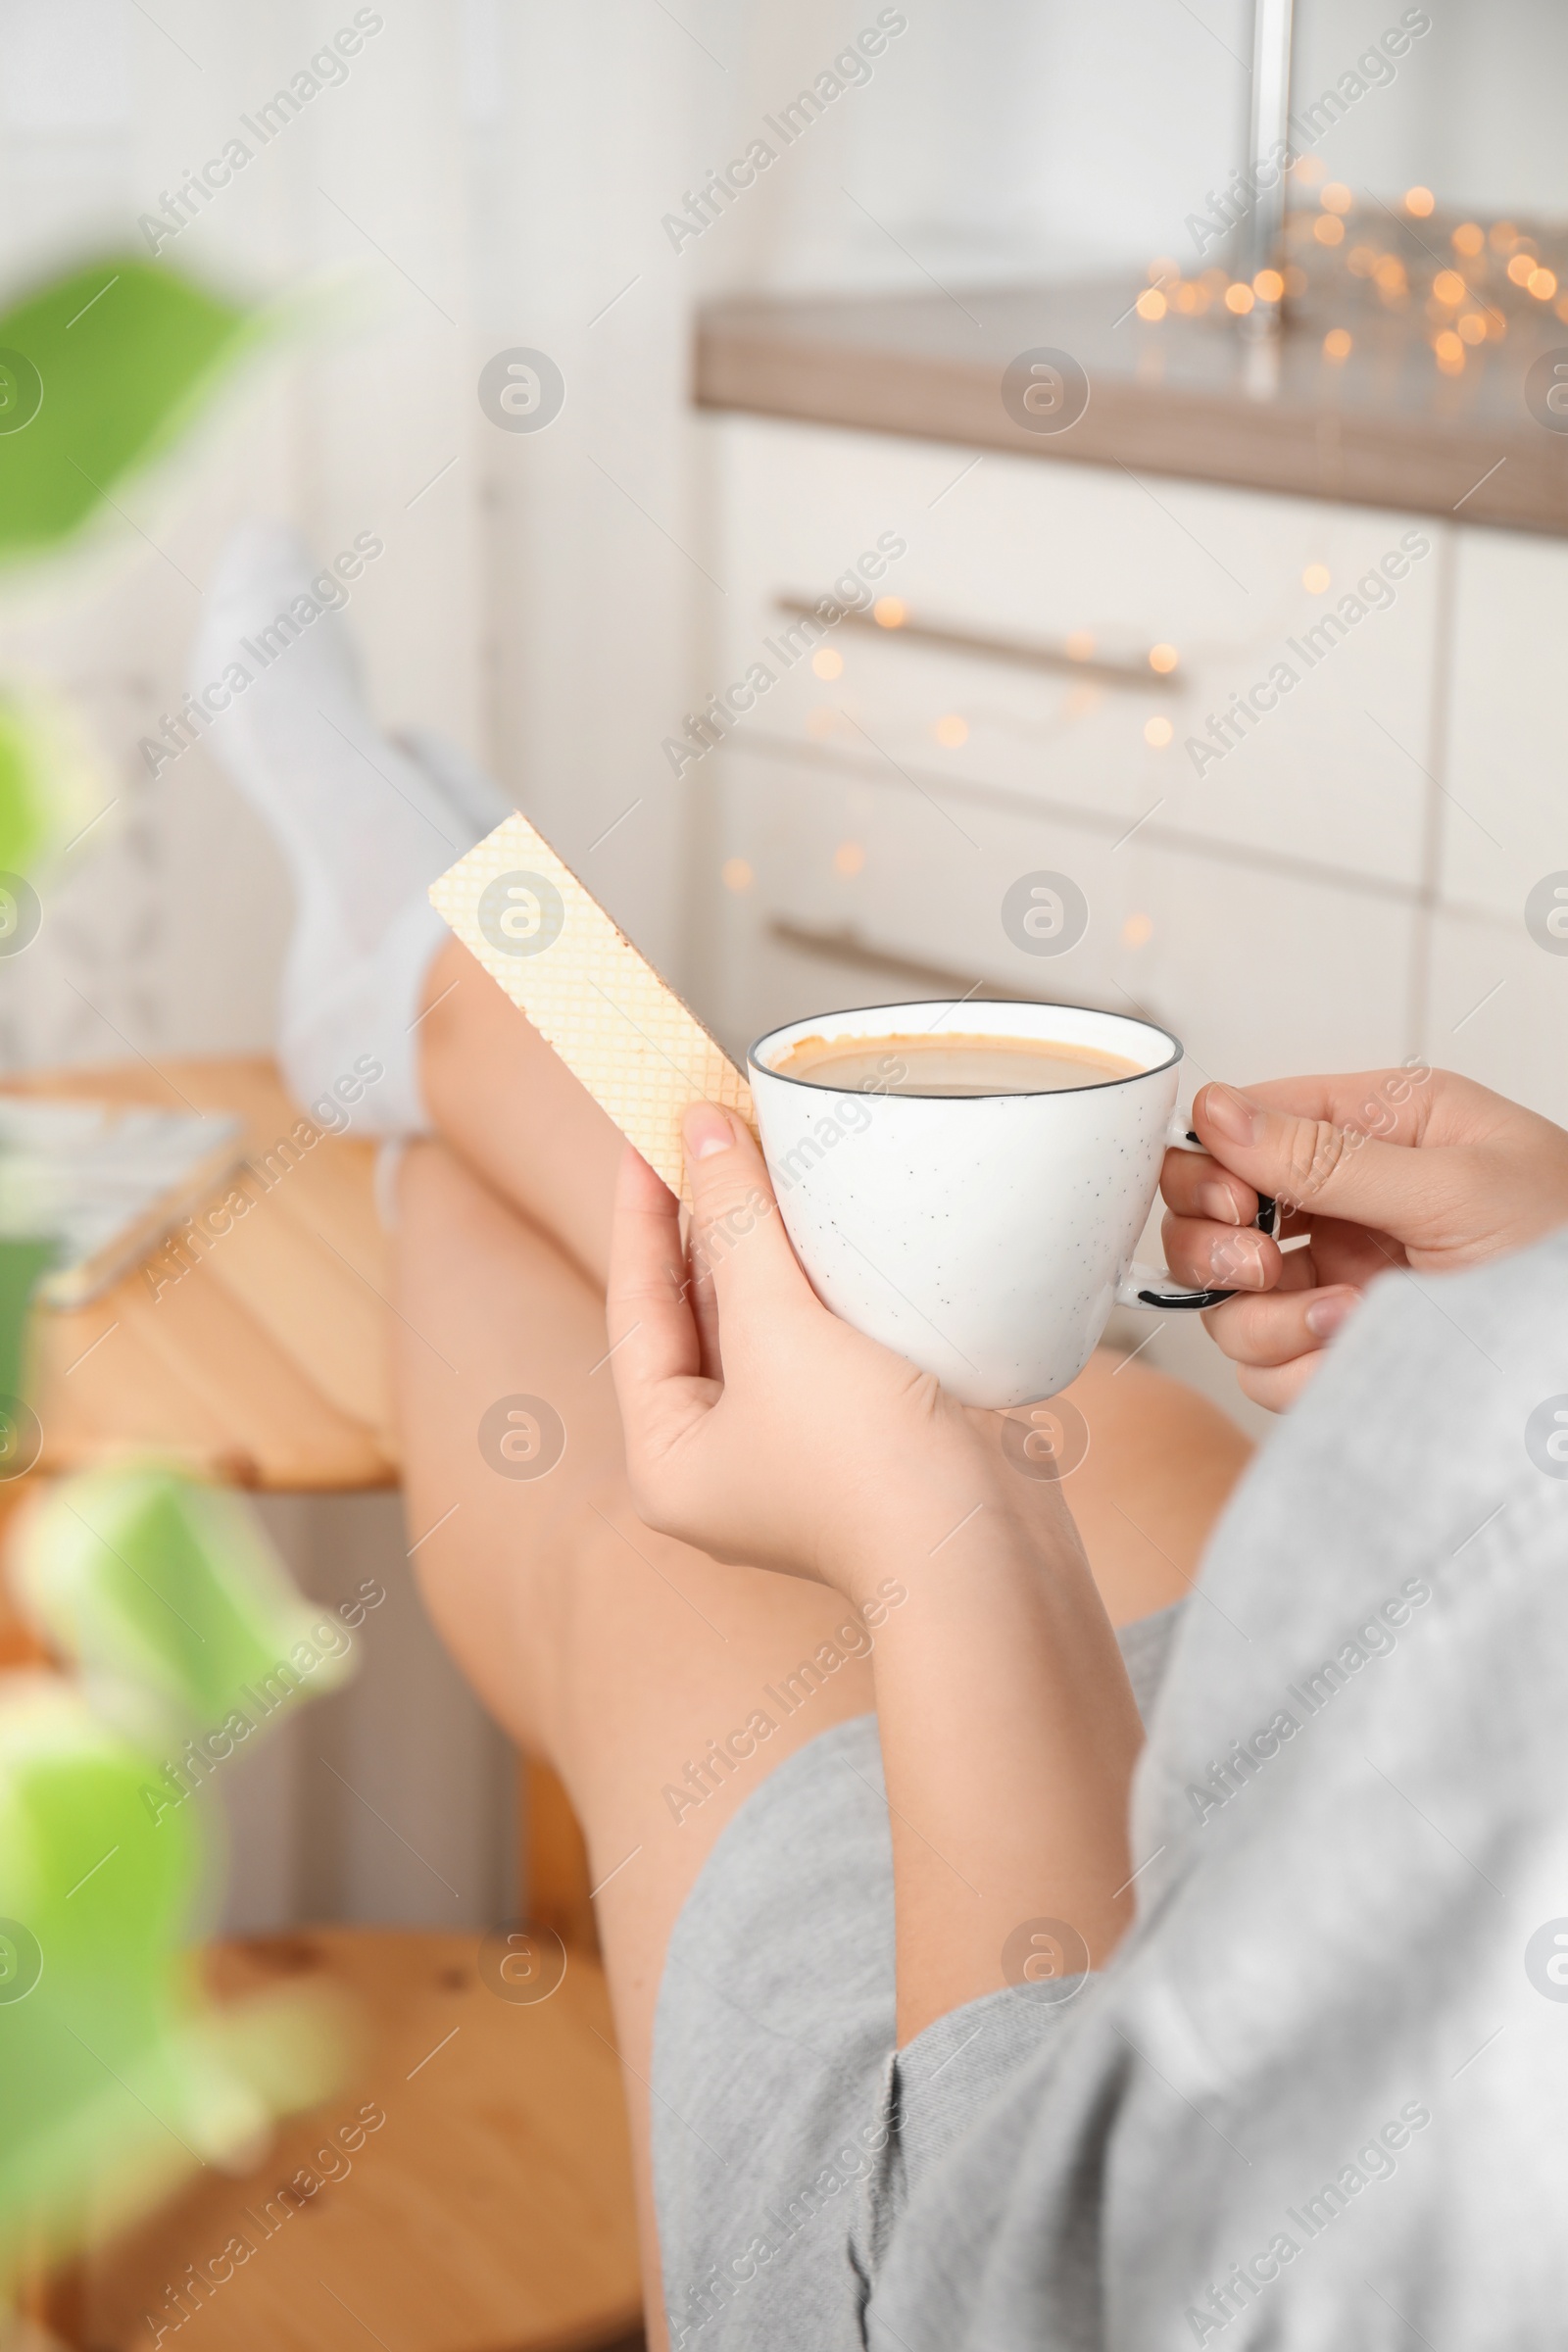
696;277;1568;535
5;1057;399;1494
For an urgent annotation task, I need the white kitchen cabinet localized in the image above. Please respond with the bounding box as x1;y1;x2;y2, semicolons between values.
701;417;1442;899
699;413;1556;1197
722;736;1414;1090
1443;527;1568;927
701;416;1458;1089
1425;906;1568;1130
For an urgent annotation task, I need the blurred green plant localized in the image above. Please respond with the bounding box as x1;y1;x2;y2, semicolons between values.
0;1467;352;2310
0;246;269;1416
0;254;258;566
15;1465;355;1744
0;686;100;889
0;250;321;2332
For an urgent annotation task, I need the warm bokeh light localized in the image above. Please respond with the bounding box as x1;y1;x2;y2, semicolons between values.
1174;282;1200;314
1252;269;1285;302
832;841;865;878
1144;716;1173;748
1373;256;1407;295
1321;182;1354;215
1150;257;1178;283
1347;245;1377;277
1452;222;1486;258
1432;270;1467;307
721;857;754;892
1302;563;1331;593
934;713;968;748
1065;630;1096;662
1457;312;1488;345
1135;287;1168;320
1323;327;1352;361
1434;329;1465;373
1507;252;1537;286
1403;185;1435;218
872;596;906;628
810;646;844;680
1490;221;1519;252
1148;642;1179;674
1121;912;1154;948
1224;281;1255;313
1293;153;1325;184
1314;215;1346;247
1529;268;1558;301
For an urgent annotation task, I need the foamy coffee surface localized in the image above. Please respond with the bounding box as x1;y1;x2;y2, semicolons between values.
771;1030;1143;1097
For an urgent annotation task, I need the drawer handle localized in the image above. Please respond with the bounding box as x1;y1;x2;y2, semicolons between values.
775;598;1179;692
767;916;1058;1003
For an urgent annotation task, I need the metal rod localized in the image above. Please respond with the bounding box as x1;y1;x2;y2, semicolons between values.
1235;0;1296;293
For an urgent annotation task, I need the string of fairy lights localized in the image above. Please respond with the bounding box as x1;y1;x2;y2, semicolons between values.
1133;155;1568;374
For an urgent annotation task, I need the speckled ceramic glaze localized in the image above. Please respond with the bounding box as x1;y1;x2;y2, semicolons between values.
749;1001;1187;1408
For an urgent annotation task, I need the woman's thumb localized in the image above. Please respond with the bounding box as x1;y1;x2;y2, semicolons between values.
681;1103;800;1307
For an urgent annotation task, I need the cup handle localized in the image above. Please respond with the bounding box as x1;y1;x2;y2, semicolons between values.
1114;1114;1281;1313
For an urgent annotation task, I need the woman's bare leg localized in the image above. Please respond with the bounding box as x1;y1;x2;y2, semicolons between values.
417;936;623;1288
394;1141;881;2342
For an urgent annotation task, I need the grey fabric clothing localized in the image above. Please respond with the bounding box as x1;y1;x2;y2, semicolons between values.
652;1231;1568;2350
653;1610;1178;2350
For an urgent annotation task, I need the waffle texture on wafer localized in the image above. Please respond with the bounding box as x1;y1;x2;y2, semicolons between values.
429;812;755;1195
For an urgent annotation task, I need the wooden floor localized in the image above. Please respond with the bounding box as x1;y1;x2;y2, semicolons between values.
76;1931;644;2352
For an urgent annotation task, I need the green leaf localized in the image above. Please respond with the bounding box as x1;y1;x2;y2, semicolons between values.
14;1465;358;1744
0;679;108;878
0;1679;341;2293
0;254;258;563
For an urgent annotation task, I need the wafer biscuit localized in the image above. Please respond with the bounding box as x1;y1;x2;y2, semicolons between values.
429;811;755;1196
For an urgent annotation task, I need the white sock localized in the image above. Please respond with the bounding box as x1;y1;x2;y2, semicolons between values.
194;523;513;1135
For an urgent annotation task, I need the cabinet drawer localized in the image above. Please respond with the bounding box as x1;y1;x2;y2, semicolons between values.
710;417;1441;893
721;740;1415;1084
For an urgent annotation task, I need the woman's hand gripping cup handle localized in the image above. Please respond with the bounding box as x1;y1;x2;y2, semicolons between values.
1158;1067;1568;1412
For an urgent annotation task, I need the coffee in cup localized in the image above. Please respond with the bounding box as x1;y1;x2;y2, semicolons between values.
772;1029;1142;1098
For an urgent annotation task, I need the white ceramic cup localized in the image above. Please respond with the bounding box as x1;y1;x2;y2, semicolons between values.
748;999;1270;1409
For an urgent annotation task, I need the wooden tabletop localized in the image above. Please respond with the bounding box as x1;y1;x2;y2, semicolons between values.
75;1928;643;2352
696;276;1568;535
7;1057;398;1494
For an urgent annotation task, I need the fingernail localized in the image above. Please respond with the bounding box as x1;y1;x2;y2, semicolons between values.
683;1103;734;1161
1198;1180;1242;1226
1305;1290;1356;1341
1202;1085;1260;1147
1211;1234;1267;1288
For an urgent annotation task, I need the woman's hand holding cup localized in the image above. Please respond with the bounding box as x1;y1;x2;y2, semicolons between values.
1159;1068;1568;1412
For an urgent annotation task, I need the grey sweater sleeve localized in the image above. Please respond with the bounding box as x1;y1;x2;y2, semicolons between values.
869;1230;1568;2351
